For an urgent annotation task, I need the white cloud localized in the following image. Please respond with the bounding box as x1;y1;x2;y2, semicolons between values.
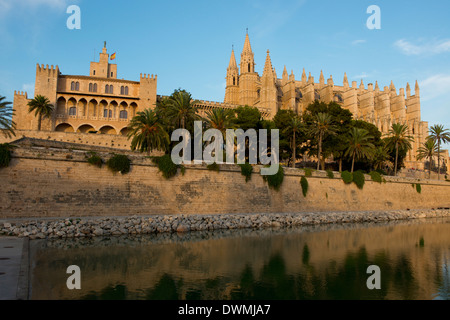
352;72;369;79
420;74;450;102
352;39;366;45
394;39;450;56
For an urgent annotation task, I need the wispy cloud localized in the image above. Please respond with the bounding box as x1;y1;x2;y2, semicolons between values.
252;0;307;39
352;72;369;79
352;39;366;45
394;39;450;56
420;74;450;102
0;0;73;17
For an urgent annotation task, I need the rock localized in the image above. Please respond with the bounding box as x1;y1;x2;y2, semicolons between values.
93;228;104;236
177;224;190;233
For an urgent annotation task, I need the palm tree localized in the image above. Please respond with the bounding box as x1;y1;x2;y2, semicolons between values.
309;113;337;170
127;109;169;154
372;145;390;172
204;108;236;136
0;96;16;138
27;95;54;131
165;90;200;130
345;128;375;173
428;124;450;180
385;123;414;176
283;116;303;168
416;138;439;179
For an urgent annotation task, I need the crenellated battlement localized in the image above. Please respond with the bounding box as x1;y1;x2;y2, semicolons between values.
36;63;59;76
14;91;28;98
140;73;157;81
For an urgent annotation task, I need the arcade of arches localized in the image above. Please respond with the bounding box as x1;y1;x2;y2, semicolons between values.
54;96;138;136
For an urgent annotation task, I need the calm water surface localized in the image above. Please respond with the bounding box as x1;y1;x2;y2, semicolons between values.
29;217;450;300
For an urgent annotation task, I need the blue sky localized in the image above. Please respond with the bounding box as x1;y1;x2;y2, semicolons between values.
1;0;449;145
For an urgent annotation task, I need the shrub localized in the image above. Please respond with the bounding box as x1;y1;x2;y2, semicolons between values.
416;183;422;194
86;152;103;168
263;165;284;191
207;162;220;172
300;177;309;197
326;170;334;179
0;143;14;168
152;154;179;179
369;171;382;183
304;168;313;177
106;154;131;174
239;163;253;182
353;171;365;190
341;171;353;184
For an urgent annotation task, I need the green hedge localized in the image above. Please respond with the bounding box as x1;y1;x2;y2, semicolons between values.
106;154;131;174
0;143;14;168
263;165;284;191
369;171;382;183
300;176;309;197
152;154;180;179
353;171;365;190
326;170;334;179
239;163;253;182
304;168;313;177
341;171;353;184
86;152;103;168
416;183;422;194
207;162;220;172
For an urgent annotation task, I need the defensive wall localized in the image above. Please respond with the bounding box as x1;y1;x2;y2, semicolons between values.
1;143;449;219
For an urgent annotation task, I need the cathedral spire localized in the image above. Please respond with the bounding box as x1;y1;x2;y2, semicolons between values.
302;68;307;84
228;48;238;70
319;70;325;85
375;81;380;92
282;65;288;83
263;50;274;76
415;80;420;96
242;33;253;55
240;33;255;74
406;82;411;98
343;72;349;88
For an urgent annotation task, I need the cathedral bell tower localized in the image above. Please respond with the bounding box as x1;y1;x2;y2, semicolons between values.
224;47;240;105
238;32;259;106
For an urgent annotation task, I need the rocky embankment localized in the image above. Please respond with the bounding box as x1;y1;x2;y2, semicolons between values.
1;209;450;240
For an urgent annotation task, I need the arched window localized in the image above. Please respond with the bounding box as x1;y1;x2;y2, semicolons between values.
233;77;235;86
248;63;251;73
69;107;77;116
89;83;93;92
119;110;128;119
103;109;113;118
120;86;124;95
109;85;113;94
93;70;96;75
71;81;76;91
125;86;128;95
105;85;109;94
75;82;80;91
93;83;97;92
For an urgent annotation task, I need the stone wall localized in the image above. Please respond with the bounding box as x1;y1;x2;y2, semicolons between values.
0;130;131;150
1;146;449;219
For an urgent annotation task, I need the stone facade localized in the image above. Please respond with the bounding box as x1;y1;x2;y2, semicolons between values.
224;33;431;170
1;145;449;219
10;35;448;171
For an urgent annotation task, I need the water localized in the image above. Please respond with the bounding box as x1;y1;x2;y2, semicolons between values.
29;217;450;300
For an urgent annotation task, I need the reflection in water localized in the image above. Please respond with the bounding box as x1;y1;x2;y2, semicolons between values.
29;218;450;300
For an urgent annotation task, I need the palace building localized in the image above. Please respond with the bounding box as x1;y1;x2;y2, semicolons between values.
10;34;446;172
